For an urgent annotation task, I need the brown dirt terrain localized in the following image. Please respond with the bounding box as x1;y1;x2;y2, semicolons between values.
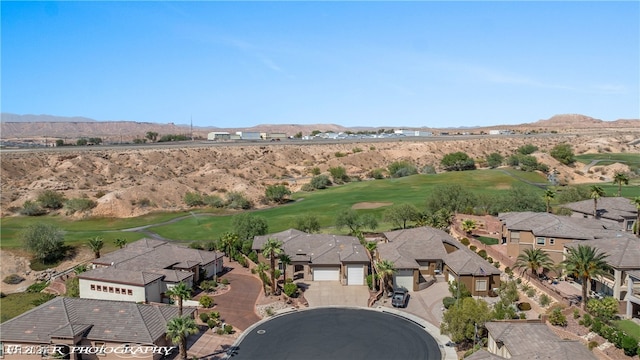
1;129;638;219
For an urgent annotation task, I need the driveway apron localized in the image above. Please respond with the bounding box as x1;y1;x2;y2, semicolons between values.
214;272;262;331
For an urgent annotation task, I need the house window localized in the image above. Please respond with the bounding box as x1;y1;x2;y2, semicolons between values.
121;288;126;294
96;285;102;291
549;238;555;245
90;284;96;291
510;231;520;243
476;280;487;292
115;288;120;294
128;289;133;296
627;221;636;231
108;287;114;293
536;237;545;246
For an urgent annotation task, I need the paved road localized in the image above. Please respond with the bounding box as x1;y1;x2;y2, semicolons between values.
230;308;441;360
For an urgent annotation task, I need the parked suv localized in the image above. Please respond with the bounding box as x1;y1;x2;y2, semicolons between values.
391;288;409;308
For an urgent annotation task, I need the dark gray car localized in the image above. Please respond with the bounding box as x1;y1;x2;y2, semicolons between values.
391;288;409;308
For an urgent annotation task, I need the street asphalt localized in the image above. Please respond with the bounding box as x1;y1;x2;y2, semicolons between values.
228;307;441;360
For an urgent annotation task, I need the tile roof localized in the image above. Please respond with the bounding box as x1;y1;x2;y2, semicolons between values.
561;197;637;221
499;212;622;239
252;229;369;265
0;297;195;344
378;226;500;275
484;322;596;359
565;233;640;269
83;239;222;284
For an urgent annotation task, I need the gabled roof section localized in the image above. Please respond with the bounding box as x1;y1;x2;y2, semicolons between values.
445;247;501;276
253;229;368;265
561;197;637;221
565;233;640;269
379;227;454;269
0;298;195;344
499;212;622;239
78;267;164;286
484;322;596;359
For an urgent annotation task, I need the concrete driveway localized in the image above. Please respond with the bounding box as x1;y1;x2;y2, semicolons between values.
374;277;451;326
297;281;370;307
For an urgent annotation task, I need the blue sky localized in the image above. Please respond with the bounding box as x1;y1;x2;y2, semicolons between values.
2;1;638;128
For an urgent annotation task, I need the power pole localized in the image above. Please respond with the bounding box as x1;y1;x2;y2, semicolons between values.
190;116;194;141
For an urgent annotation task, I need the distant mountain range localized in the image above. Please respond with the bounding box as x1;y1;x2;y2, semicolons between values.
1;112;637;140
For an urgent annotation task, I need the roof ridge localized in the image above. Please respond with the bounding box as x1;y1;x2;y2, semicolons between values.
134;302;155;343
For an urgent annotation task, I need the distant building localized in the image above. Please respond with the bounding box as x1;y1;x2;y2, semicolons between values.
265;132;287;141
236;131;261;140
489;130;513;135
394;129;433;137
207;132;231;141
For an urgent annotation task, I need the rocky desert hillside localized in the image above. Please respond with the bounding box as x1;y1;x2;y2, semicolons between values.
1;129;638;218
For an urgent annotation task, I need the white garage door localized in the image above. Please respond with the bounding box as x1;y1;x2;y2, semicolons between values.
313;267;340;281
393;269;414;291
346;265;364;285
447;271;457;284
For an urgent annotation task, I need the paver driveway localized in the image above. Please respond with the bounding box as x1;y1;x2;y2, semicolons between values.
214;272;262;331
298;281;370;307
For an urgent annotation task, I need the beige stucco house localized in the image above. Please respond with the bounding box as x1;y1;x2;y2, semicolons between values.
561;196;637;232
378;227;501;295
78;238;223;303
252;229;370;285
499;212;622;265
0;297;195;360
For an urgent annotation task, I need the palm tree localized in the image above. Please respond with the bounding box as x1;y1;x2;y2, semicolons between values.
613;172;629;197
165;282;192;316
87;236;104;259
589;185;605;217
632;197;640;236
220;232;239;260
255;262;270;295
279;254;292;282
166;316;199;360
262;238;284;295
543;189;555;213
375;260;396;294
365;241;378;291
513;248;554;279
562;245;610;310
461;219;477;235
114;237;127;249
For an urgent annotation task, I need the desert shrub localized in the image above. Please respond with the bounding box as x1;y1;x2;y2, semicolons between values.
225;191;252;209
329;166;350;184
26;281;49;293
199;295;214;308
37;190;66;209
20;200;47;216
3;274;25;284
64;198;97;214
199;312;210;322
224;324;234;334
31;293;55;306
301;183;315;191
137;198;152;207
368;168;385;179
588;341;599;350
494;262;500;268
221;278;229;285
486;257;493;264
526;288;536;298
442;297;456;309
387;160;417;178
460;238;470;246
516;278;522;285
248;251;259;264
517;144;539;155
539;294;551;307
366;274;375;289
0;292;5;298
580;313;593;328
550;143;576;165
283;283;298;297
199;280;217;292
505;267;513;276
440;152;475;171
310;167;321;176
184;192;204;207
309;175;332;190
203;195;224;208
477;250;487;259
421;165;437;174
517;302;532;311
334;151;346;158
622;335;639;356
469;245;477;252
216;328;225;335
549;308;567;326
65;277;79;297
207;318;220;329
573;309;581;319
189;242;204;250
586;297;618;321
352;147;363;153
520;284;531;292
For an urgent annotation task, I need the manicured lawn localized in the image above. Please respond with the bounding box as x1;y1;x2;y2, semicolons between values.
575;153;640;166
612;319;640;342
0;292;55;322
475;236;499;245
569;181;640;199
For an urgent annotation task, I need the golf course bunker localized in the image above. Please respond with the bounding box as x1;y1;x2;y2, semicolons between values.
351;202;393;209
229;308;441;360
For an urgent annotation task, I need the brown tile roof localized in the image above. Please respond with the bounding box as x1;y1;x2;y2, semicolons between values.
0;297;195;344
484;322;596;359
499;212;622;239
565;233;640;269
561;197;637;221
253;229;369;265
84;239;222;284
444;247;501;276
